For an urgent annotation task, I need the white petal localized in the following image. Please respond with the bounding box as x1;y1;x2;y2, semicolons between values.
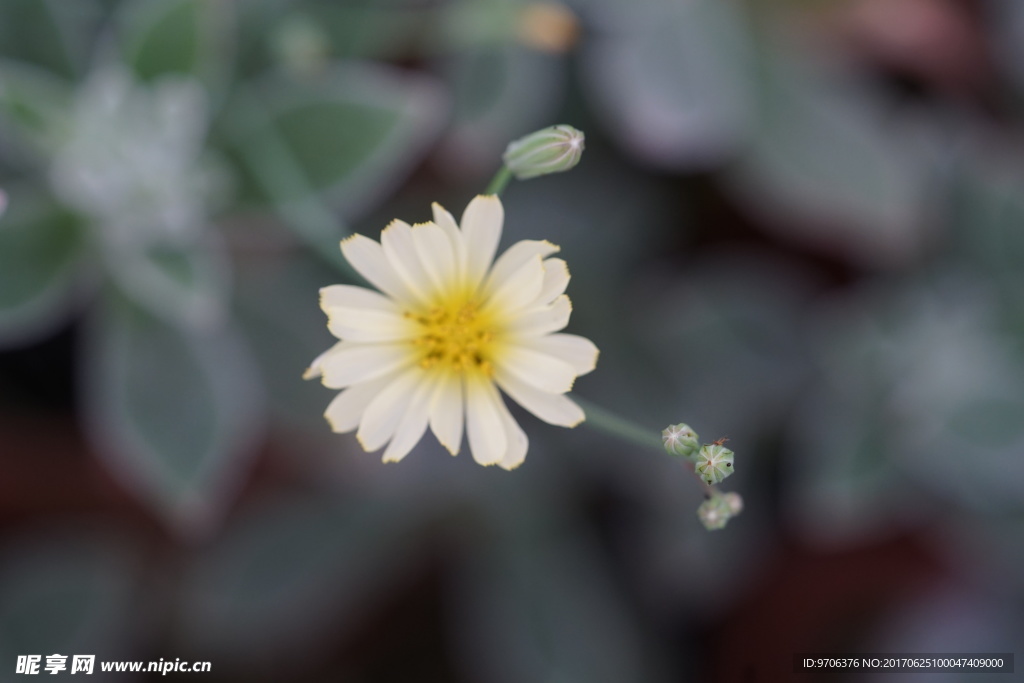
535;258;570;305
482;255;545;315
324;374;394;433
318;343;413;389
357;369;424;452
432;202;466;286
521;333;599;376
321;284;413;342
325;307;413;343
496;370;585;427
432;202;459;234
507;295;572;338
496;345;577;394
483;240;559;297
429;371;464;455
303;341;342;380
465;375;507;466
340;234;418;305
495;400;528;470
320;284;396;312
411;222;457;296
461;195;503;291
382;374;436;463
381;219;432;305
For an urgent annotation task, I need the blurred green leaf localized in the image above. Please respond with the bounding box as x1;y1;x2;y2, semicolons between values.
728;47;931;265
636;253;814;443
789;379;913;543
0;531;136;665
121;0;232;85
972;513;1024;596
230;0;304;79
103;236;231;330
222;63;444;263
288;4;429;62
436;0;525;51
989;0;1024;101
225;63;444;215
182;495;420;666
886;284;1024;512
581;0;754;168
0;0;100;79
452;529;665;683
793;280;1024;532
945;156;1024;304
233;251;336;427
0;60;74;159
435;38;565;176
788;287;932;543
82;293;262;531
0;190;87;345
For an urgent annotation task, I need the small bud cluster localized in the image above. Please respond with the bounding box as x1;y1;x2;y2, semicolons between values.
662;423;743;531
697;492;743;530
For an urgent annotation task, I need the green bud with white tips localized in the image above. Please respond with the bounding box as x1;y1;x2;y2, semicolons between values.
502;124;585;180
721;491;743;516
697;495;733;530
662;423;700;460
694;443;735;485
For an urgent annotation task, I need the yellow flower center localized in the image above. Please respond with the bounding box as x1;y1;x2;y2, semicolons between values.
407;298;497;375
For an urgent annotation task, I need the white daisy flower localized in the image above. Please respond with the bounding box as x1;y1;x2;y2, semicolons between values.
305;195;598;469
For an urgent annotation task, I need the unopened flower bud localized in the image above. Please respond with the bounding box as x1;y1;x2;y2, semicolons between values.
502;125;584;180
697;495;733;531
722;492;743;516
662;423;699;460
695;443;735;485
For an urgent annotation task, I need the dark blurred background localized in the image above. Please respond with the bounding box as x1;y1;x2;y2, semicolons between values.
2;0;1023;680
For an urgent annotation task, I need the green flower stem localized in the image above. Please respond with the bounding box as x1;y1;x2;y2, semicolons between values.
576;396;719;498
575;396;662;450
484;165;514;197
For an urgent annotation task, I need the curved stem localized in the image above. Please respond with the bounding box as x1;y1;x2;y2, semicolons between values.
575;395;720;498
574;396;662;451
484;165;514;196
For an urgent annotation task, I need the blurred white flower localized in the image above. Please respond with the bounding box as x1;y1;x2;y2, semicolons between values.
50;66;214;247
305;195;598;469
